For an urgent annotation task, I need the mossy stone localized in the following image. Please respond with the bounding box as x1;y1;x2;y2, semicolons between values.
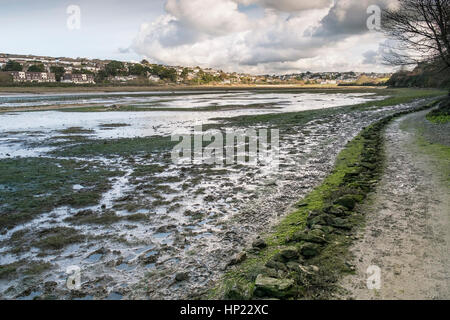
254;274;295;298
334;194;364;210
300;243;322;258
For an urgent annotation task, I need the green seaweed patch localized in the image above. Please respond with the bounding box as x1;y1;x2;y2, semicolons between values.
0;157;121;231
99;123;131;128
64;209;121;225
64;209;149;225
33;227;85;251
51;136;177;158
0;260;52;279
131;164;167;177
58;127;95;134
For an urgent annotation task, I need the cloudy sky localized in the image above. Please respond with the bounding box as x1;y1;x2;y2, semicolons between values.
0;0;399;74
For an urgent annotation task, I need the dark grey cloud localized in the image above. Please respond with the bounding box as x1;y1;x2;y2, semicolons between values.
118;47;131;54
362;49;378;64
312;0;396;38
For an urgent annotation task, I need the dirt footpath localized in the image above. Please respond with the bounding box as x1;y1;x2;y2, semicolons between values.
340;109;450;300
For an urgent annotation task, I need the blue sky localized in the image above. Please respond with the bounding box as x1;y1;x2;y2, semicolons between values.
1;0;397;74
0;0;165;61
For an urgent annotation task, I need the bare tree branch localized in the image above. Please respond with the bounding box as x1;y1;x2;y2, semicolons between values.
382;0;450;70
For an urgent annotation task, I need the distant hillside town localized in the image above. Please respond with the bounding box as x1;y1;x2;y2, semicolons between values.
0;53;391;86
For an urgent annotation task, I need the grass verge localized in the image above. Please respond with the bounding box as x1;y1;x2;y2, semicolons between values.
426;98;450;124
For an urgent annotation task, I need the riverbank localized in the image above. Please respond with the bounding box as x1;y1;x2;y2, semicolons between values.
209;98;445;300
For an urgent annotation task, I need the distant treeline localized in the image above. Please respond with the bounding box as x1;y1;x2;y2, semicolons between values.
387;63;450;89
338;82;387;87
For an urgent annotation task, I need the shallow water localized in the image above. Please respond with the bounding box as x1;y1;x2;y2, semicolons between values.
0;90;378;109
0;91;382;158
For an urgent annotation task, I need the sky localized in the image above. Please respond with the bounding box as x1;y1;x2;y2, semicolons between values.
0;0;400;74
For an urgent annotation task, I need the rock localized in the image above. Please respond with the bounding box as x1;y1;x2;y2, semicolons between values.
74;209;95;217
254;274;295;298
306;211;327;228
175;272;189;282
325;205;350;217
156;225;177;233
309;265;320;273
263;179;277;186
361;162;376;170
334;194;364;210
296;202;308;208
174;234;188;247
265;259;288;271
265;267;280;278
307;215;327;228
247;247;262;255
93;247;108;255
300;243;321;258
43;281;57;294
343;171;360;181
291;229;327;244
280;246;299;260
286;263;319;275
344;262;356;272
286;261;303;273
114;257;124;267
140;255;157;264
311;224;334;234
325;216;352;230
229;252;247;266
252;239;267;249
224;283;253;300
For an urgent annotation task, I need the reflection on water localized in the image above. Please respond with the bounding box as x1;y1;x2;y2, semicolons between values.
0;91;383;158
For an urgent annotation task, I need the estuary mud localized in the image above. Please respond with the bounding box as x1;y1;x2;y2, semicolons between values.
0;90;442;300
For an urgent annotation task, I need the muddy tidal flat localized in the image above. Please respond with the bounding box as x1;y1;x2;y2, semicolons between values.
0;88;442;300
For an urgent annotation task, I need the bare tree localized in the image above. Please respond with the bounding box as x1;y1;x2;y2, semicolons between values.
382;0;450;70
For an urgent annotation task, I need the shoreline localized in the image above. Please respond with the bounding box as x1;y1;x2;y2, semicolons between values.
0;84;386;95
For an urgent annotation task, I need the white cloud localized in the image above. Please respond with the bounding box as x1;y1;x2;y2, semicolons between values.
234;0;333;12
132;0;396;73
165;0;250;36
